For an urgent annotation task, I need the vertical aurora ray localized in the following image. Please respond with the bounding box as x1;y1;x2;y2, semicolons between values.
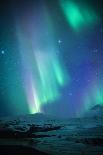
59;0;99;32
21;49;68;114
34;51;68;105
25;73;41;114
16;4;69;114
91;85;103;105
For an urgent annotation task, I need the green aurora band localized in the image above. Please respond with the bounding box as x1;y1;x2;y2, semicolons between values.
16;5;69;114
25;51;69;114
60;0;99;32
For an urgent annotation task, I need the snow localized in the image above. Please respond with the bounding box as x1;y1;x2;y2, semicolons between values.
0;106;103;155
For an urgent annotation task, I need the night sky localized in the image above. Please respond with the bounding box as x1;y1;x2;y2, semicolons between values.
0;0;103;117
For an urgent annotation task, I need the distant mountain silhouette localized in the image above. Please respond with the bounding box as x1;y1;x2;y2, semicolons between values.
29;112;56;120
83;104;103;118
91;104;103;111
31;112;48;119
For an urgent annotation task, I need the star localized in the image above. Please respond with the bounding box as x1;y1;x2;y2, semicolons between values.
69;93;73;96
87;79;91;82
1;50;5;54
58;39;62;44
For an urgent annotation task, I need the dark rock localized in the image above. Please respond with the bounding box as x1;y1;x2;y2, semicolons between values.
75;138;103;146
0;145;48;155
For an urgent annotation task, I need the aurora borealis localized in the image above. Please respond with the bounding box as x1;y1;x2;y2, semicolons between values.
16;4;69;114
0;0;103;117
60;0;99;32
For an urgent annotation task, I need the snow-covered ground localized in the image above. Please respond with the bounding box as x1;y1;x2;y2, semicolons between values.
0;106;103;155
